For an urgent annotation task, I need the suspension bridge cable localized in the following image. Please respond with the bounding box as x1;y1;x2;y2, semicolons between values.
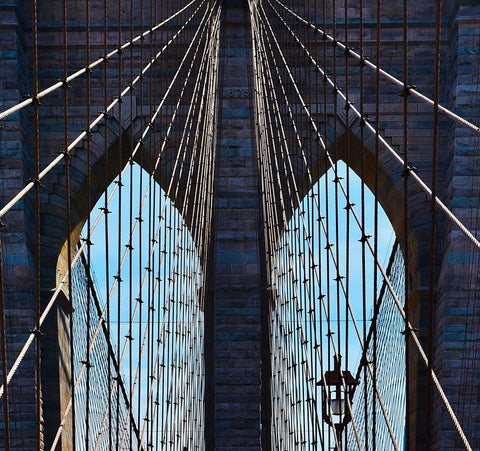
0;0;207;222
259;1;473;442
49;0;218;444
426;0;443;444
266;0;480;256
0;0;200;122
271;0;480;137
251;6;368;448
254;2;475;448
0;0;211;404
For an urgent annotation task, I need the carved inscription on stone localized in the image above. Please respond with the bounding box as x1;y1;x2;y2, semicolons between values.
224;87;249;98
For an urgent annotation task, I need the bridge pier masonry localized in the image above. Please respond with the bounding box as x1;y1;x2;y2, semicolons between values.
1;0;480;449
204;0;270;449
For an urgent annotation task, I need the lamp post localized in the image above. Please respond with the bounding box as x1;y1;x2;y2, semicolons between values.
317;354;359;450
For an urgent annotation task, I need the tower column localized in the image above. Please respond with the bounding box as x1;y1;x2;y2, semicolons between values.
205;1;270;449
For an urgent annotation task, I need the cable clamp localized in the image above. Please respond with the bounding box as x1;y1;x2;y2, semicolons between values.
61;149;73;160
399;84;417;97
29;327;44;338
400;163;417;177
26;177;43;188
359;234;372;243
359;115;370;128
401;325;418;336
30;95;41;106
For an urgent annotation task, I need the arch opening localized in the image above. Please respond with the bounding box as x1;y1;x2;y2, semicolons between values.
269;161;406;450
54;163;205;450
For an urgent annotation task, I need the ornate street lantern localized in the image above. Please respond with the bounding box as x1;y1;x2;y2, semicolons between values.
317;354;359;448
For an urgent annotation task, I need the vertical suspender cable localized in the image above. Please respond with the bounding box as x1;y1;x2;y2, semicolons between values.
127;0;135;446
402;0;411;447
31;0;42;447
373;0;382;447
0;223;9;449
116;0;124;445
84;0;92;445
358;0;369;448
427;0;442;445
102;0;113;446
62;0;75;446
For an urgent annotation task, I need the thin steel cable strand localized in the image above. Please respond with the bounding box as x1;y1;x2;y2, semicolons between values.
347;245;406;450
53;2;219;446
70;251;141;450
67;179;207;450
251;5;406;448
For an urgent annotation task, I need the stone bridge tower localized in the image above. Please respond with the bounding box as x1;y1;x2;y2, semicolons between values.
0;0;479;449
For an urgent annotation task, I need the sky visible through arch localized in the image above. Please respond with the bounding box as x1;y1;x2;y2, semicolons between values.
81;159;398;447
78;162;205;447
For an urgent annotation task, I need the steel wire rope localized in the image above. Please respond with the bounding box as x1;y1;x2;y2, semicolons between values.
459;10;480;442
91;10;217;446
262;0;480;386
426;0;442;444
152;12;219;446
101;0;113;446
31;0;42;447
82;0;94;445
340;2;354;446
0;0;200;122
251;8;348;447
114;0;125;444
60;0;77;446
251;12;318;446
268;0;480;253
270;0;480;137
0;0;213;399
49;251;144;450
0;0;208;222
254;4;404;447
401;0;411;446
258;2;473;446
372;0;382;446
126;0;136;446
0;213;9;450
132;10;219;446
356;0;370;447
106;8;219;446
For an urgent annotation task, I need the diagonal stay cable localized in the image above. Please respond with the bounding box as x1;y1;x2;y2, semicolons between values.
0;0;207;222
0;0;200;122
251;7;349;448
0;0;211;401
261;3;473;448
272;0;480;137
266;0;480;252
269;0;480;253
255;4;409;448
49;6;217;446
91;6;219;446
